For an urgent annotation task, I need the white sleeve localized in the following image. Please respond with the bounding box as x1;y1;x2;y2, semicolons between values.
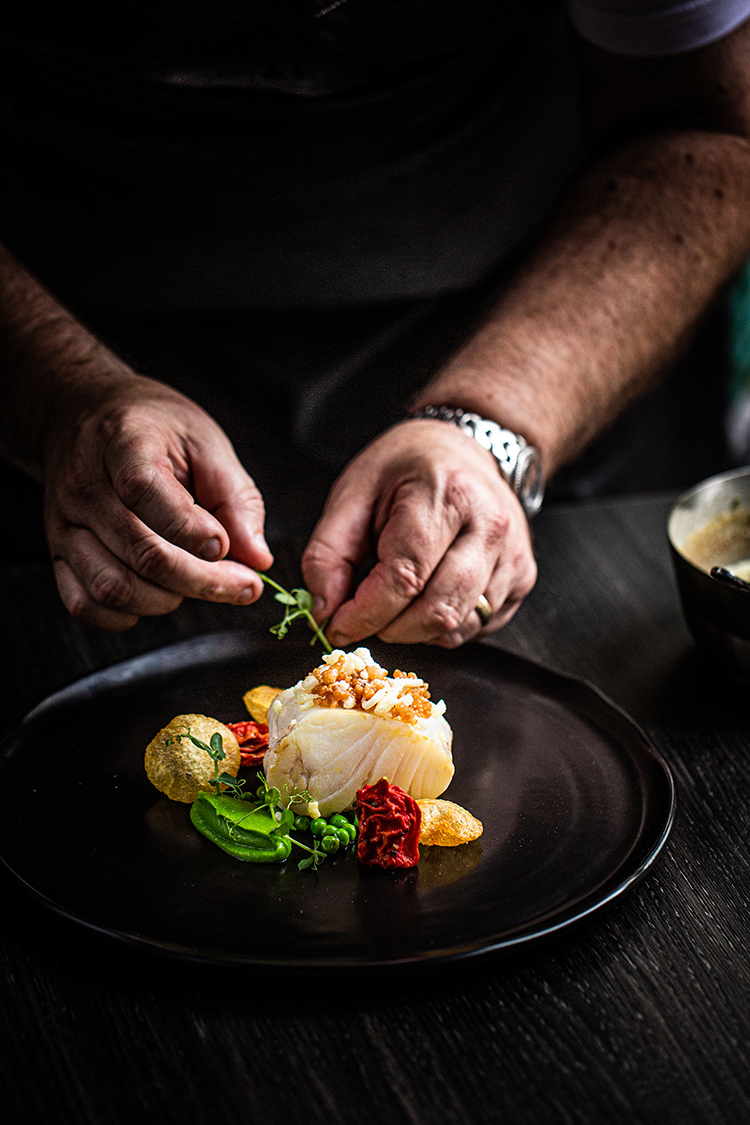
568;0;750;56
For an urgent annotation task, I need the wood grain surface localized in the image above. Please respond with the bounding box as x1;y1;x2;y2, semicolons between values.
1;493;749;1125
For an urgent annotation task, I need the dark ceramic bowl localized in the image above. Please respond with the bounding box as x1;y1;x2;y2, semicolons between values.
668;466;750;678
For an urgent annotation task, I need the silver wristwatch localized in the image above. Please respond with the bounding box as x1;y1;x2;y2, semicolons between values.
411;405;545;517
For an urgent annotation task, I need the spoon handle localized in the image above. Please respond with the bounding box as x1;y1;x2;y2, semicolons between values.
710;566;750;593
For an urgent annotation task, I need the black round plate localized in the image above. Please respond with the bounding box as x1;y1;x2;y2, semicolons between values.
0;632;675;970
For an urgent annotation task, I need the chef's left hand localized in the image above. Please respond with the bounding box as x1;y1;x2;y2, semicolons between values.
302;419;537;648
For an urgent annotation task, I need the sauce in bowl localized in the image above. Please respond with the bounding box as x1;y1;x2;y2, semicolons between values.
668;468;750;677
680;506;750;577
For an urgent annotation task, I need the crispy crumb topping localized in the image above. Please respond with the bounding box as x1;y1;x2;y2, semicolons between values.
292;648;439;725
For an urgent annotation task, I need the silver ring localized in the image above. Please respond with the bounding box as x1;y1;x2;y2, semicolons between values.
475;594;493;626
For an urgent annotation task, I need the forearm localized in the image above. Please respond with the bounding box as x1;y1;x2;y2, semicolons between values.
0;243;141;477
415;127;750;477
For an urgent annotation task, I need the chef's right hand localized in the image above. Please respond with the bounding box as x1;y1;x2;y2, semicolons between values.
302;418;537;648
42;372;273;631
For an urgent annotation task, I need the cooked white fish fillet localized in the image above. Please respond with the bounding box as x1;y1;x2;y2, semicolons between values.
266;705;454;819
265;648;454;819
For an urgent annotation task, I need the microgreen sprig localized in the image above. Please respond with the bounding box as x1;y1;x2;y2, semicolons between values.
167;729;250;799
253;772;327;869
256;573;332;653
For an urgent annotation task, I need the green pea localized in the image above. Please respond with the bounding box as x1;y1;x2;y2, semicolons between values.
293;815;311;833
322;824;339;837
321;834;340;854
310;817;327;837
345;823;357;843
330;814;350;829
335;827;351;845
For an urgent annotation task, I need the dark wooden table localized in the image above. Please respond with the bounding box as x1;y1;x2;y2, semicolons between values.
2;491;748;1125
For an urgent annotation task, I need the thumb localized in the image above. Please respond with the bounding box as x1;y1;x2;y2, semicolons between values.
302;478;376;621
193;449;274;572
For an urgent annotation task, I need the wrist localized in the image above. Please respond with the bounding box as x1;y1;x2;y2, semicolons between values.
409;405;545;517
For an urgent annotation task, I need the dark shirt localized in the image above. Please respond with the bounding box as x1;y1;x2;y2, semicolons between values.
0;2;584;309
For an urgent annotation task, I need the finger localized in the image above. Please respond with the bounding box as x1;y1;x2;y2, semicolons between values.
435;591;525;649
375;523;498;644
53;557;140;632
324;479;464;646
53;492;265;606
107;428;274;574
190;447;274;572
105;441;231;562
117;520;266;603
302;481;379;622
53;526;185;618
372;495;537;646
433;552;538;648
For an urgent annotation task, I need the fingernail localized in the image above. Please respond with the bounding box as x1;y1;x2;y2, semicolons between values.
253;533;270;555
313;596;327;618
329;631;351;648
236;585;259;605
199;536;222;561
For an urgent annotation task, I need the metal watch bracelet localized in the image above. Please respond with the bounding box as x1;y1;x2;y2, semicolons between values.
410;405;545;517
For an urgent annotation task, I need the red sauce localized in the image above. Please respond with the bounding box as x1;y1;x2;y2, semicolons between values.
356;778;421;869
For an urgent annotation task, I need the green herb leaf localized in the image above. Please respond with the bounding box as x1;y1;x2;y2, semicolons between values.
177;731;213;755
292;588;313;611
275;808;295;834
209;773;245;798
264;786;281;808
216;771;241;787
274;591;298;606
209;732;226;760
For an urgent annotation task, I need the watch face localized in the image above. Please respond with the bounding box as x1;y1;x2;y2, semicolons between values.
518;448;544;516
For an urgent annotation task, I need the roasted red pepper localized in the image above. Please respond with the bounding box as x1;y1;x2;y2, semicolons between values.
356;778;421;869
226;720;269;767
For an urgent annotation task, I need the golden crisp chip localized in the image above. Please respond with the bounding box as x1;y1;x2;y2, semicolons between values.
144;714;242;803
417;798;483;847
243;685;283;723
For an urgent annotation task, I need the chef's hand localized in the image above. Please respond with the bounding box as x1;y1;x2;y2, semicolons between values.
43;373;273;631
302;419;537;648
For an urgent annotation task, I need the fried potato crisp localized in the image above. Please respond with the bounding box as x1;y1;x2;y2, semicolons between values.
145;714;242;803
417;798;483;847
243;685;283;723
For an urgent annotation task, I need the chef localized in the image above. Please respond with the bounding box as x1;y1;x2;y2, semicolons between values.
1;1;749;646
